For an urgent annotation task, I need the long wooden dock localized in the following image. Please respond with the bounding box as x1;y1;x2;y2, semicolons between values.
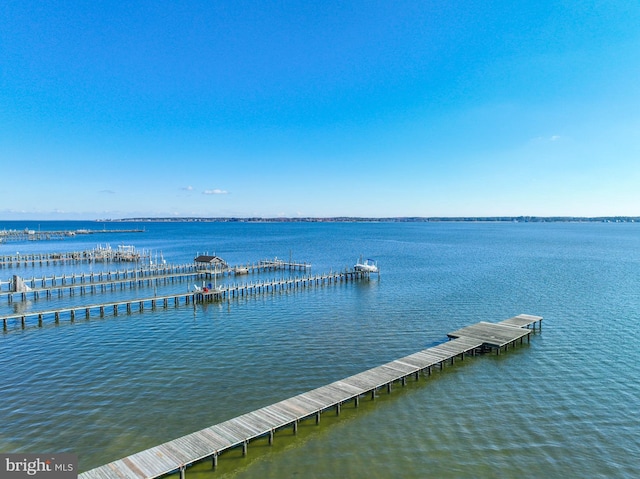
0;264;200;292
0;258;315;300
0;228;144;243
0;247;150;266
1;270;369;330
1;270;200;303
78;314;542;479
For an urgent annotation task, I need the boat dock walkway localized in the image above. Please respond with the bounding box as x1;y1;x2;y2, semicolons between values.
78;314;542;479
0;246;150;266
0;259;315;300
0;228;144;243
2;270;368;330
0;264;200;295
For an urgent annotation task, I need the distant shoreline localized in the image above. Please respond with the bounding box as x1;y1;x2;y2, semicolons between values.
99;216;639;223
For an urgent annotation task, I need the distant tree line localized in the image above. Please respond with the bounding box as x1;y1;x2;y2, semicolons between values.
103;216;640;223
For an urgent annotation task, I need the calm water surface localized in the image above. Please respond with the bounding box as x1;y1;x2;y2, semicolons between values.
1;221;639;478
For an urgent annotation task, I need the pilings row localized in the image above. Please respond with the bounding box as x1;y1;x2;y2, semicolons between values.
2;270;369;331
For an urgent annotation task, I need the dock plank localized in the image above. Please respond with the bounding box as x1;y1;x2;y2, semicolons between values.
447;321;531;347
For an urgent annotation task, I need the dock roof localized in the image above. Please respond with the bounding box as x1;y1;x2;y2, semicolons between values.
194;255;226;264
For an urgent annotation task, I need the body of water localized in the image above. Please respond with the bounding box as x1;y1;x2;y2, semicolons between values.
1;221;639;478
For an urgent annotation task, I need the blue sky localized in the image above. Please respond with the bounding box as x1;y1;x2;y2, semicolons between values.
1;1;639;219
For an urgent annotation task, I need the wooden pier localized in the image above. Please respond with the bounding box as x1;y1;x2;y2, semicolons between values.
0;246;150;267
1;266;202;302
78;314;542;479
1;270;369;330
0;228;144;243
0;258;315;298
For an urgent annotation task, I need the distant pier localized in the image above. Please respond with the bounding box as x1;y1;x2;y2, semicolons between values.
2;269;370;330
0;228;144;243
0;258;319;303
78;314;543;479
0;246;149;267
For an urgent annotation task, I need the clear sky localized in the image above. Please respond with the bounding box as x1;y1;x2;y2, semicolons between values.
1;1;639;219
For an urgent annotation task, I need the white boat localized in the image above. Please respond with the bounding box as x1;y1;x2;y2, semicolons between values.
354;257;379;273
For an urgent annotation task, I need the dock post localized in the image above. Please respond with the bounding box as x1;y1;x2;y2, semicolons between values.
269;430;274;445
212;454;218;469
293;420;298;435
242;441;248;456
179;466;185;479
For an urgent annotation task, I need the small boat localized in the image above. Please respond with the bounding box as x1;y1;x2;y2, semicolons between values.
354;257;379;273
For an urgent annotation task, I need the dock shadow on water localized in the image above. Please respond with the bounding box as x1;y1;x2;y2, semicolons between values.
165;361;460;479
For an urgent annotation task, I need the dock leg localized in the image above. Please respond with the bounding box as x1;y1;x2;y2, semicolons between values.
212;454;218;469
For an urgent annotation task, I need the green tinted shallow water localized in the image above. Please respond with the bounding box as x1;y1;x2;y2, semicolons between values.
1;222;639;478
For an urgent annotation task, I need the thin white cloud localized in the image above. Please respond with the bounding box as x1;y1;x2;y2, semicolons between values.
529;135;563;145
203;189;229;195
182;186;194;191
